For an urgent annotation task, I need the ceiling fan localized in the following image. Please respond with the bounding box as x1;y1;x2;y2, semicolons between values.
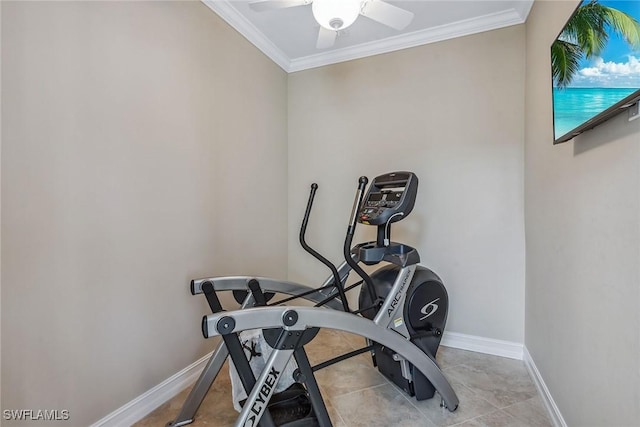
248;0;415;49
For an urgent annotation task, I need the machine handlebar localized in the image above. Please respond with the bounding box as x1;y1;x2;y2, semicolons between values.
344;177;378;304
299;183;350;312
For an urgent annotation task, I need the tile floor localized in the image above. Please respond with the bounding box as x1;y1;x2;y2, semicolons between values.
135;330;552;427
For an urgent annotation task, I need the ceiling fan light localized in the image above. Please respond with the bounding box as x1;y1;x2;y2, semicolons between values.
312;0;361;31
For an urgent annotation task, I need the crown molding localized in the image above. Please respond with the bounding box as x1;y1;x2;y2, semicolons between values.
514;0;535;21
201;0;290;72
201;1;534;74
289;7;527;72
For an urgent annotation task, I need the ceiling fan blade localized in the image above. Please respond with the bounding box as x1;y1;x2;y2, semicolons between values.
316;26;337;49
248;0;310;12
360;0;414;31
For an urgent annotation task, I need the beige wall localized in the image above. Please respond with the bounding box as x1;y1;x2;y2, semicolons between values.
1;2;287;426
8;1;640;425
288;26;526;342
525;1;640;425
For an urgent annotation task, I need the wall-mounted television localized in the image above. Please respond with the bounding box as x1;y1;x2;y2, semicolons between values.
552;0;640;144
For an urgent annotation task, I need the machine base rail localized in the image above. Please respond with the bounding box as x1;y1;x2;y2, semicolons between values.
202;305;459;413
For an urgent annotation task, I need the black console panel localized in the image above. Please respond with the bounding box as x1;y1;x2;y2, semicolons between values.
358;172;418;226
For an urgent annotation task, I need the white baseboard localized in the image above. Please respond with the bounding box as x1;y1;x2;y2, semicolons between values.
92;332;526;426
523;347;567;427
441;331;524;360
89;351;214;427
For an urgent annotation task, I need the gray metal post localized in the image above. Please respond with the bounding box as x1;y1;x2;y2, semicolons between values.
166;342;229;427
167;294;255;427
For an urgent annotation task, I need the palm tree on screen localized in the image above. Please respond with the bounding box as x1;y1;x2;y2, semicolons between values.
552;0;640;88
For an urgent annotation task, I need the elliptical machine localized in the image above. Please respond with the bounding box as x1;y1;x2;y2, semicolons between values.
168;171;457;427
352;172;449;401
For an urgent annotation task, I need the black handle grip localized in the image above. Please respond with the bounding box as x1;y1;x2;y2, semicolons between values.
202;281;223;313
344;176;377;303
347;176;369;235
300;183;318;242
247;279;267;306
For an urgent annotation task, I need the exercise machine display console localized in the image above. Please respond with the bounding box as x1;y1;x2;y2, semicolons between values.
358;172;418;226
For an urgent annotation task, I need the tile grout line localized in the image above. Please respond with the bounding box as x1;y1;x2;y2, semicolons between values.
500;396;554;426
323;396;348;426
448;409;520;427
393;386;441;426
324;381;389;400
